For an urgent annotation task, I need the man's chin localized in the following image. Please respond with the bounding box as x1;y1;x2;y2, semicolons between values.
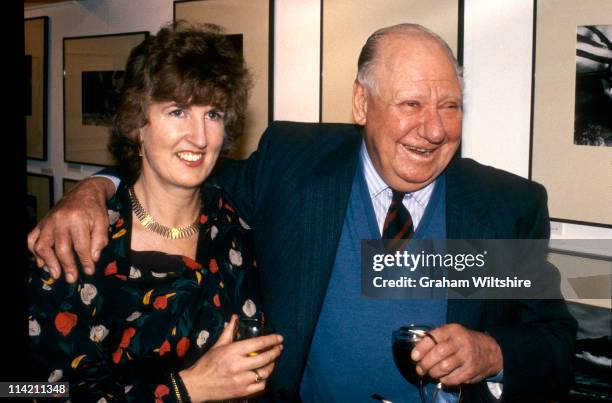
389;174;436;193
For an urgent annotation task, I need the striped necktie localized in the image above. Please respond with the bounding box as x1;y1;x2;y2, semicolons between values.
382;190;414;251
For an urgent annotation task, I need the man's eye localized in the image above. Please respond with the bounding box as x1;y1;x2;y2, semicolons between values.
403;101;420;108
205;110;225;121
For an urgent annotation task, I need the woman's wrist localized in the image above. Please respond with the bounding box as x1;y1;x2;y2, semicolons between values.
176;369;197;402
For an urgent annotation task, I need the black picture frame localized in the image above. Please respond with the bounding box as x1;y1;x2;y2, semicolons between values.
25;16;49;161
26;173;54;225
63;31;149;167
62;178;80;195
529;0;612;228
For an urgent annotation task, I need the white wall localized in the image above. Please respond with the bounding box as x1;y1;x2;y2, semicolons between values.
25;0;611;239
461;0;533;177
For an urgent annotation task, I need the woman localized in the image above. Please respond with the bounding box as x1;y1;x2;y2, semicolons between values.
28;22;283;402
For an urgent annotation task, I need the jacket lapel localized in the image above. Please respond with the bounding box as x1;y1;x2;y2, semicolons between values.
445;158;485;327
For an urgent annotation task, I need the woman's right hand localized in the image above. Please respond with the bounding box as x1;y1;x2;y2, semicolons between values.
179;315;284;402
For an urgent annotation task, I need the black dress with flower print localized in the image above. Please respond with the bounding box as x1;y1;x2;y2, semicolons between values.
28;182;261;402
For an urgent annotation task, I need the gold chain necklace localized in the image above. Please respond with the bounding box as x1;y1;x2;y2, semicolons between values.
128;187;200;239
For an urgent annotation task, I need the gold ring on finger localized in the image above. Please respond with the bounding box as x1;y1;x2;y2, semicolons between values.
250;368;263;383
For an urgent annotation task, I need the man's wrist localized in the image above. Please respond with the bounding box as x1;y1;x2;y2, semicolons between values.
484;332;504;377
89;176;118;200
91;175;121;196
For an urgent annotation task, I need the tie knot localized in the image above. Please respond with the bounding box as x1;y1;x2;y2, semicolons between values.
391;190;405;203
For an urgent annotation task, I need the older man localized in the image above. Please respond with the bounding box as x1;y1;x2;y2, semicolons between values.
30;24;575;402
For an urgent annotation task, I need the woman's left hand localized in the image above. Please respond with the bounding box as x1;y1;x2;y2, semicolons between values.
178;315;284;402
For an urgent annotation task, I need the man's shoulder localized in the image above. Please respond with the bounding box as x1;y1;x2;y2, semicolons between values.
268;120;357;135
448;158;546;200
448;158;542;189
264;121;360;146
253;121;362;169
447;158;551;238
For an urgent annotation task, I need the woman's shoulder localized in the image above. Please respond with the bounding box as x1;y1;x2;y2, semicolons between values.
201;181;251;231
108;182;131;211
105;183;132;230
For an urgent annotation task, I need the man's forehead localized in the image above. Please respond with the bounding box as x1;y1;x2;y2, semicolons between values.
378;31;442;53
392;81;462;99
379;37;453;67
373;35;459;86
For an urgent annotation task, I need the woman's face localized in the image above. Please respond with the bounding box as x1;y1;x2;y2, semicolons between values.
139;101;225;190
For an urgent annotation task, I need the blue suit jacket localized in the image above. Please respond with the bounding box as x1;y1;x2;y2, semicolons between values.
218;121;576;402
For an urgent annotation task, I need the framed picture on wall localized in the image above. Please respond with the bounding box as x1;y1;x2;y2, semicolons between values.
320;0;463;123
27;173;54;227
62;178;80;195
63;31;148;166
530;0;612;228
174;0;273;159
25;16;49;161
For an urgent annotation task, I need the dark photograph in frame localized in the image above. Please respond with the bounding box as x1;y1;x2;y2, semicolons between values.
25;17;48;161
530;0;612;228
574;24;612;147
26;173;54;230
81;70;125;126
63;31;148;167
174;0;273;159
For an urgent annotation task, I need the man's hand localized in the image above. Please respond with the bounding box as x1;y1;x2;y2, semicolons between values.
28;177;116;283
411;323;503;386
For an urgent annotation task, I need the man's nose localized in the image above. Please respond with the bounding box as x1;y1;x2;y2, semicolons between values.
419;108;445;144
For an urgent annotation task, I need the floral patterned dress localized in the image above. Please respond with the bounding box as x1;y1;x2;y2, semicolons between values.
28;182;261;402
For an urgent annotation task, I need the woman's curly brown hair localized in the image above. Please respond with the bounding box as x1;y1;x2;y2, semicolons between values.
108;21;251;185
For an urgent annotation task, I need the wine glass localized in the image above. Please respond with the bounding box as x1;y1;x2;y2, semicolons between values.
233;312;266;342
231;312;268;403
392;325;461;403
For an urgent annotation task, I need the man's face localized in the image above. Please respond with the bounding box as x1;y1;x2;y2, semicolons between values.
353;33;462;192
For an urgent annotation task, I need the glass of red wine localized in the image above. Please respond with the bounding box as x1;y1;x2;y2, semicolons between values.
392;325;461;403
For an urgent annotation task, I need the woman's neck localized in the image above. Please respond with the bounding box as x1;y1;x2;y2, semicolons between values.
132;175;201;229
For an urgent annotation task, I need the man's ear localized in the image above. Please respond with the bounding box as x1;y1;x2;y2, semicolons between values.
352;80;368;125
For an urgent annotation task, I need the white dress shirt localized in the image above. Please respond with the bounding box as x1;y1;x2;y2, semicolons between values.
360;141;436;235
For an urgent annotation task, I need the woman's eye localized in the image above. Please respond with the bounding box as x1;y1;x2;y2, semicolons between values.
169;108;186;117
205;110;225;121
